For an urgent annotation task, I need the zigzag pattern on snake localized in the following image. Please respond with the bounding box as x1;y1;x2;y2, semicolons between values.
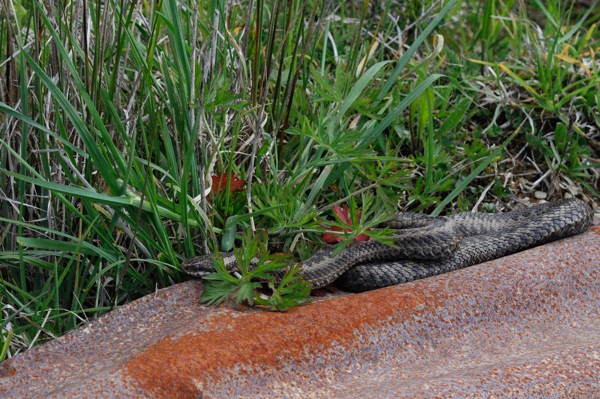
182;198;594;292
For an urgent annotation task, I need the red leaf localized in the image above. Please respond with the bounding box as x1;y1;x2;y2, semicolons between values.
323;204;370;243
322;226;346;243
211;174;246;194
332;204;350;224
353;232;370;241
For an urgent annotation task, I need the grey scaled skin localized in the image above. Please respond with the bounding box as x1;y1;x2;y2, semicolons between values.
182;198;594;292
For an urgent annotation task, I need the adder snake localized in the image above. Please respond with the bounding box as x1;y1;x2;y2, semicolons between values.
182;198;594;292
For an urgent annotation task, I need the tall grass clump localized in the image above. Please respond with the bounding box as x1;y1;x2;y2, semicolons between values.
1;0;598;358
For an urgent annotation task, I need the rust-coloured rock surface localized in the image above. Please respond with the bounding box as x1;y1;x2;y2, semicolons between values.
1;224;599;398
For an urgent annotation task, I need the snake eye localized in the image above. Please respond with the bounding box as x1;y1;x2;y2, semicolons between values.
190;264;203;273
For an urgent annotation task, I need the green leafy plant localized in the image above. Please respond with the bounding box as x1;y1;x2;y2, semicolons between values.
200;231;311;311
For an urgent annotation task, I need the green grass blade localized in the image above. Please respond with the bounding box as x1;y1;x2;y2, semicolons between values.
378;0;456;100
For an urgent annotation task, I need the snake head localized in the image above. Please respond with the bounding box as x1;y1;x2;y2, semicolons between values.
181;254;220;277
182;252;242;277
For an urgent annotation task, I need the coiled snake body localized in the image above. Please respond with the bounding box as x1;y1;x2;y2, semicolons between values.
183;198;594;292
